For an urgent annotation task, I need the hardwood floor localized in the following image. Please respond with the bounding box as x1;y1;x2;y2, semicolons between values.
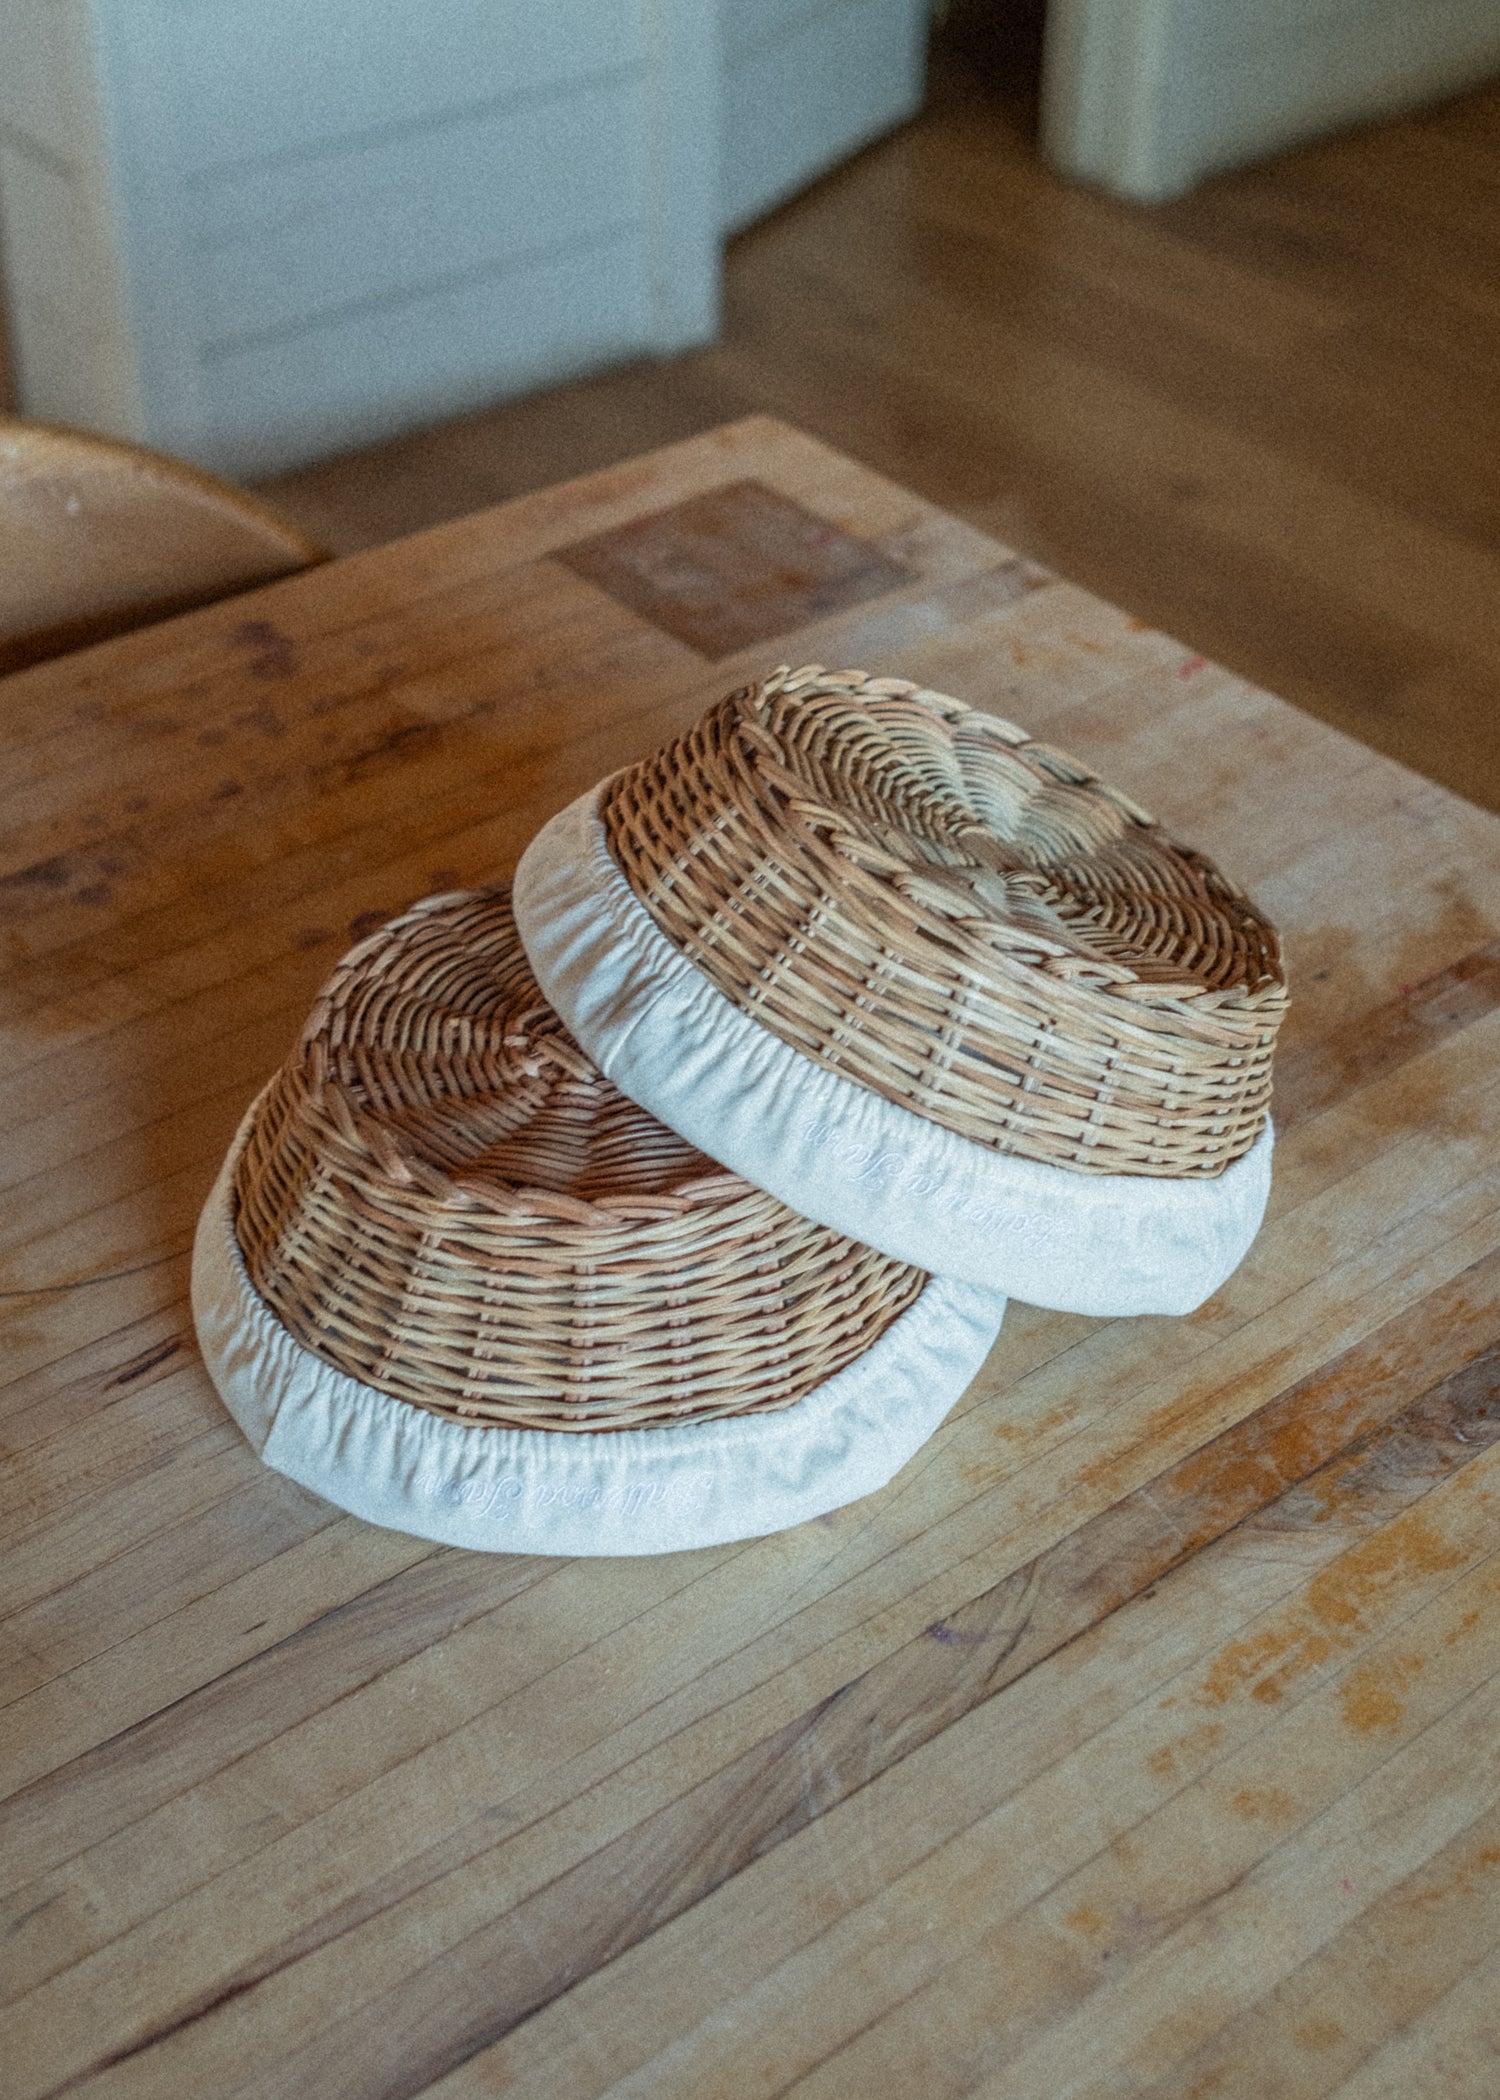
262;35;1500;815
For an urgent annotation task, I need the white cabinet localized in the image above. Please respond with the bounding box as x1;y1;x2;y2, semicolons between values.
0;0;929;476
721;0;927;232
0;0;721;474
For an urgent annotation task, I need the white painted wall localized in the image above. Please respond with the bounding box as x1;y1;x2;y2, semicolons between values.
1044;0;1500;203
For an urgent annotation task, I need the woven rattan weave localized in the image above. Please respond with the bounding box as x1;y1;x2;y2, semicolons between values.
602;666;1288;1179
231;886;924;1431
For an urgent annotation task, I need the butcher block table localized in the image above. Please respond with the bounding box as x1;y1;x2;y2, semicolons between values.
6;417;1500;2100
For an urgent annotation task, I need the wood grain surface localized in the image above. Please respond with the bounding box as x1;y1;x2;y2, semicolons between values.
4;418;1500;2099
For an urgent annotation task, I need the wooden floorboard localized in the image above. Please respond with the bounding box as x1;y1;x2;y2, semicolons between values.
262;36;1500;814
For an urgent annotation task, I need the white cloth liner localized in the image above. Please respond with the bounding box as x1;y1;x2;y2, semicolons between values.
192;1098;1007;1557
513;785;1274;1318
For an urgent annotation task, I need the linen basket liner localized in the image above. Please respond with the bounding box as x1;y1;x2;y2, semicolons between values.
193;1122;1005;1556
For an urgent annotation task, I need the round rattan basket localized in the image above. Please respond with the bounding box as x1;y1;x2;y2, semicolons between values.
513;665;1285;1316
599;666;1286;1181
193;885;1006;1554
229;886;930;1433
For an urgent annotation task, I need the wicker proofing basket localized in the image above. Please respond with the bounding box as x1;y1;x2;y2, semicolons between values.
600;666;1288;1180
229;885;933;1433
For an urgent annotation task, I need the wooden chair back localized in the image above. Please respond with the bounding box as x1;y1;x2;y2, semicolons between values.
0;418;327;674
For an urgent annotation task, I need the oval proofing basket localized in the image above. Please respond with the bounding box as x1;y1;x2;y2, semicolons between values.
192;886;1005;1555
514;666;1287;1316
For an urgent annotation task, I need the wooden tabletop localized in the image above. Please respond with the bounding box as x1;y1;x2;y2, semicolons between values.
6;416;1500;2100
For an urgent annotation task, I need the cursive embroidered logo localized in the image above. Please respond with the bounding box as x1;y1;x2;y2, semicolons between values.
803;1119;1060;1244
414;1471;711;1521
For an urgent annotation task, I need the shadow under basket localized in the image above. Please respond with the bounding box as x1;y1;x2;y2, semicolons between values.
192;886;1006;1555
513;667;1286;1313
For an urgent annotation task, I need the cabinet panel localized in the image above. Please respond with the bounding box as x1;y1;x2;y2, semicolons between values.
162;0;640;174
200;233;647;475
192;78;646;350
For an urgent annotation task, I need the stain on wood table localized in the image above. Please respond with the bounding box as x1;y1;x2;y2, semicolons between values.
4;417;1500;2100
557;476;920;659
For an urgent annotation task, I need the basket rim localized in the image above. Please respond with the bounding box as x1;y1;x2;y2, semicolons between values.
196;1101;1009;1553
